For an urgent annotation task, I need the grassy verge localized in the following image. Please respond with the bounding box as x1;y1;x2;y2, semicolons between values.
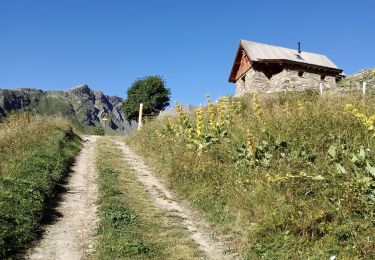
127;92;375;259
0;113;81;258
95;137;202;259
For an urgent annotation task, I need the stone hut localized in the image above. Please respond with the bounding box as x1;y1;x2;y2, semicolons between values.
228;40;344;96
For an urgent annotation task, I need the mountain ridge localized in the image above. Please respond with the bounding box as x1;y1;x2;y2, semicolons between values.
0;84;134;134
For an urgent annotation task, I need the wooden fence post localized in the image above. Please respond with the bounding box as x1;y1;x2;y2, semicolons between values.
138;103;143;130
363;81;367;97
320;82;323;95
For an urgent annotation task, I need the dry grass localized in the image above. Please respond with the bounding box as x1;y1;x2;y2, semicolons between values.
127;91;375;259
0;113;73;177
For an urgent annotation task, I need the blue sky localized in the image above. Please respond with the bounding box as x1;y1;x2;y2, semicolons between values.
0;0;374;105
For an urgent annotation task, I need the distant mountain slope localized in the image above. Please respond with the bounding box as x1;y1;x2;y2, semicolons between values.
159;104;197;117
0;85;134;134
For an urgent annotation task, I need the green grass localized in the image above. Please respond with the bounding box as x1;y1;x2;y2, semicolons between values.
0;113;81;258
94;137;202;259
127;91;375;259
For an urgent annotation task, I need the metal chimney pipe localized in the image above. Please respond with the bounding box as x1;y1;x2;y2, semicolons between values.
298;42;301;53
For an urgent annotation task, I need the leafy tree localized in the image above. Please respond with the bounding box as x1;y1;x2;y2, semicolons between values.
123;76;170;121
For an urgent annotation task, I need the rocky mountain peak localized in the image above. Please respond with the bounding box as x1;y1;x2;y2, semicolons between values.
68;84;93;97
0;85;134;134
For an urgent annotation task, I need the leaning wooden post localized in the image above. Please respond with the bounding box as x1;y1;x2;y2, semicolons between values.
363;81;367;97
138;103;143;130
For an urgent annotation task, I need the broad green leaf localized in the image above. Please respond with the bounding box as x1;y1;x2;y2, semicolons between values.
366;161;375;178
367;194;375;201
264;152;273;159
328;145;337;159
351;154;360;164
359;147;366;160
312;175;325;180
335;163;347;175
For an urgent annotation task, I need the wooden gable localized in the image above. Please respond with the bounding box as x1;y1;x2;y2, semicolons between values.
228;45;252;83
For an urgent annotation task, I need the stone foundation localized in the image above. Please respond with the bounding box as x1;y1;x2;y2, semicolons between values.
235;67;337;96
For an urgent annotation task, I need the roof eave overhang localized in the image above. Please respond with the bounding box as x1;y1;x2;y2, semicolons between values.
228;44;242;83
228;41;253;83
257;59;343;74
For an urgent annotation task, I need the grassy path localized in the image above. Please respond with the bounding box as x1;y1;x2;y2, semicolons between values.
25;136;235;259
95;137;204;259
26;135;99;260
112;138;236;259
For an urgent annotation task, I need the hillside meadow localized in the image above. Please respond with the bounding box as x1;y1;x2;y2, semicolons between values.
128;91;375;259
0;113;81;258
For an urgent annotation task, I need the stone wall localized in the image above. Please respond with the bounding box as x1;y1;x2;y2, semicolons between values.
235;67;337;96
235;68;270;96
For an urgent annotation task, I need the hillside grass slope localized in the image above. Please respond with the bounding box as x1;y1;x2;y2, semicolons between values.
0;113;81;258
128;91;375;259
338;69;375;89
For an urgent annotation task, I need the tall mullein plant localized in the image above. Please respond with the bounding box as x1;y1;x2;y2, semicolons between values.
195;105;205;140
252;94;266;132
173;101;193;139
206;94;217;135
216;96;231;136
166;95;243;155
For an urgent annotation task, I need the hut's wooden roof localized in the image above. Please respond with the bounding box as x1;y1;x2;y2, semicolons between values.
242;40;340;69
229;40;343;82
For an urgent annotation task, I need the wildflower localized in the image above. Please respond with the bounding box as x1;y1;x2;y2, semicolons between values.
155;130;162;137
236;101;243;114
174;101;192;134
206;94;216;132
297;100;304;113
245;130;255;155
346;103;375;133
216;97;229;130
284;101;292;116
253;94;261;118
195;105;205;139
345;103;354;111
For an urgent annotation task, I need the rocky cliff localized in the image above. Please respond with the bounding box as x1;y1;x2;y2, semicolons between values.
0;84;134;134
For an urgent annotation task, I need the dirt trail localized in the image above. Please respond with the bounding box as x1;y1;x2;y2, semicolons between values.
26;135;99;260
115;140;237;260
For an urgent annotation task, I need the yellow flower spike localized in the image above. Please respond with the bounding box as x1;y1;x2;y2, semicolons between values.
297;100;304;112
167;117;177;134
345;103;354;111
284;101;292;116
173;101;192;137
216;98;227;129
236;101;243;114
206;94;216;132
245;130;256;155
187;127;194;139
195;105;205;139
253;94;261;118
